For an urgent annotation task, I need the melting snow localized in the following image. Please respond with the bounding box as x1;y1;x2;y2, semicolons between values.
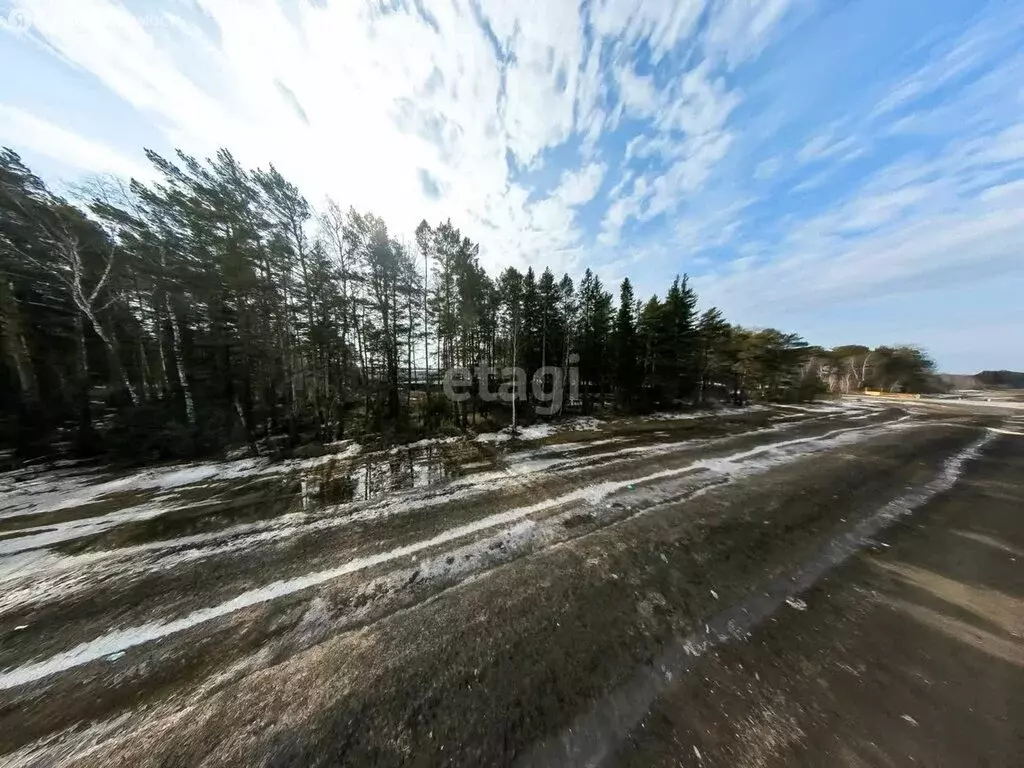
0;418;914;687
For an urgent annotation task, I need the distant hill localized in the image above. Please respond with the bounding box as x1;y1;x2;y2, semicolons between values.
939;370;1024;390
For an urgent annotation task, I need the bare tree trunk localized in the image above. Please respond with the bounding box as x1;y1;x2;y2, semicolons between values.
353;300;370;425
166;298;195;427
406;291;413;410
55;234;140;405
339;238;350;404
137;335;151;399
511;322;517;434
423;244;429;409
130;274;155;399
75;313;97;453
154;303;169;395
79;303;139;406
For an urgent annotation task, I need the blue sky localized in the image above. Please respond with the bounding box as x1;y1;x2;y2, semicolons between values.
1;0;1022;373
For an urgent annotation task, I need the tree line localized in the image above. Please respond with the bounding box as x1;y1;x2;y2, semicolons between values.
0;146;940;462
803;345;942;395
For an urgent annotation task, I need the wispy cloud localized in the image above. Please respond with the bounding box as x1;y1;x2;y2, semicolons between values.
795;127;859;165
2;0;1022;369
556;162;607;207
5;0;796;275
753;156;781;180
0;104;148;179
870;3;1024;120
700;122;1024;319
702;0;794;69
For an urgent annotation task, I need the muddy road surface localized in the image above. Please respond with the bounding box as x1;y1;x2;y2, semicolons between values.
1;402;1021;766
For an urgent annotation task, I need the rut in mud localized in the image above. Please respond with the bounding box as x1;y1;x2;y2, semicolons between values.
1;401;1021;767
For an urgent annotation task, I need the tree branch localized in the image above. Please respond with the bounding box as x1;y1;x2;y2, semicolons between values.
89;240;118;304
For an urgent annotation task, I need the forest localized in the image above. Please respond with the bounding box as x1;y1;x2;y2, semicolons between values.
0;146;941;463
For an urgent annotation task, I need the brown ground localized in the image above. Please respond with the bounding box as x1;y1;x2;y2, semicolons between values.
1;403;1021;766
613;424;1024;768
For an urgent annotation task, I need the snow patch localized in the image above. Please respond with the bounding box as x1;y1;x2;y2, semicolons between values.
523;431;993;766
0;419;916;687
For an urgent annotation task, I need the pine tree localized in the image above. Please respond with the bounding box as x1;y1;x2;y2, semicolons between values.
577;269;612;412
613;278;639;404
697;307;731;403
2;143;938;460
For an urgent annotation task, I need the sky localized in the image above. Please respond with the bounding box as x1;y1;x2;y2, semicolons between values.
1;0;1022;374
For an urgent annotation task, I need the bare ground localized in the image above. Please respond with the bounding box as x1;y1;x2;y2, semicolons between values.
1;402;1021;766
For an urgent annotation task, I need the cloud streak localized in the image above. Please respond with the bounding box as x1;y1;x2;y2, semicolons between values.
2;0;1022;369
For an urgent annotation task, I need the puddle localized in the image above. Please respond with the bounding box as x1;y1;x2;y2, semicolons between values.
26;442;499;554
350;442;497;501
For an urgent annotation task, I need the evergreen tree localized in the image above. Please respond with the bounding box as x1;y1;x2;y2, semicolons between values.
696;307;731;403
577;269;612;412
659;275;698;401
520;267;542;379
0;143;948;460
613;278;639;404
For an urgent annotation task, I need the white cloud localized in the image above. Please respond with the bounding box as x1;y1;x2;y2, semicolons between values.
556;162;606;206
645;131;734;218
701;198;1024;324
795;127;858;164
600;56;744;240
674;197;751;256
790;169;829;193
6;0;796;280
0;104;149;180
753;156;782;180
7;0;1021;375
13;0;583;271
598;187;642;246
481;0;584;166
656;60;742;136
590;0;706;62
834;184;938;233
871;4;1023;120
870;78;924;118
699;121;1024;318
616;65;659;118
702;0;793;70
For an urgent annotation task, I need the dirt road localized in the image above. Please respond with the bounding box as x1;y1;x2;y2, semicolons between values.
1;402;1021;766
